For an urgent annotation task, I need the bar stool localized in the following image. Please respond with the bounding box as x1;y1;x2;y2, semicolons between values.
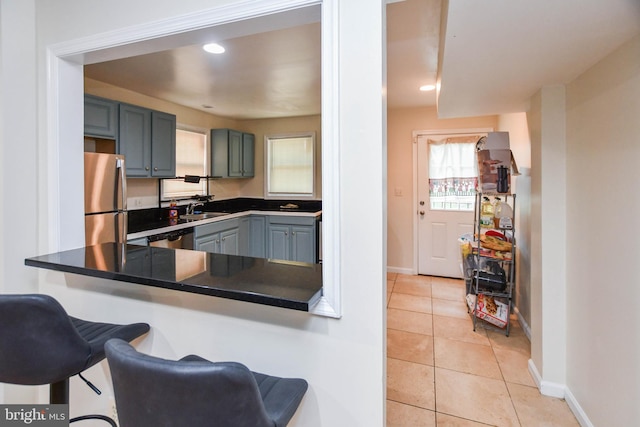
0;294;150;425
105;338;308;427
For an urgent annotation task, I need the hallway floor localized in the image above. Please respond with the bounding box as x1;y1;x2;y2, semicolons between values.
386;273;579;426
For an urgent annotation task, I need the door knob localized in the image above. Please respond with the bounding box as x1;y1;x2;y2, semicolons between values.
419;210;425;215
419;201;425;206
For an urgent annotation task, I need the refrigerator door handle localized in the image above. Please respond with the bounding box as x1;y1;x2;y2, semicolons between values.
116;157;127;210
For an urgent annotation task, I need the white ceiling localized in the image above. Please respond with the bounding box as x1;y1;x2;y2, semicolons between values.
84;0;640;121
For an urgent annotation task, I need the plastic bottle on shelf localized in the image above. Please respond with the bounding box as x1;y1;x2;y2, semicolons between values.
480;196;495;228
493;197;513;229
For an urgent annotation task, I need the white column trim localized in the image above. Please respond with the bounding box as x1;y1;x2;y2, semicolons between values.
45;0;341;317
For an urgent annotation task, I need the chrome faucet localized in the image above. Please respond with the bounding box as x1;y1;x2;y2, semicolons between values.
187;202;204;215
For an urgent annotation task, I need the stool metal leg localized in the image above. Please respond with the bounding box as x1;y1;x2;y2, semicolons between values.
50;379;70;404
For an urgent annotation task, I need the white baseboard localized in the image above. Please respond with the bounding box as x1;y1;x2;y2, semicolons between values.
528;360;594;427
513;306;532;340
564;387;594;427
386;266;414;275
527;359;565;398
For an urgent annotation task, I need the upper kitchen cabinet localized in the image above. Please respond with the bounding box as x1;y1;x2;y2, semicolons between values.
84;95;118;139
211;129;255;178
119;103;176;178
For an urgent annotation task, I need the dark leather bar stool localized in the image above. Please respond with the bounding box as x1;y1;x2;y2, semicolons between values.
105;338;308;427
0;294;150;426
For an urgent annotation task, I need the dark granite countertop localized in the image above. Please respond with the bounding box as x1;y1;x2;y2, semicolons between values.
25;243;323;311
128;198;322;235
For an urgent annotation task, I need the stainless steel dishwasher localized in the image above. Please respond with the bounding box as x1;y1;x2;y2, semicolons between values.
147;227;194;249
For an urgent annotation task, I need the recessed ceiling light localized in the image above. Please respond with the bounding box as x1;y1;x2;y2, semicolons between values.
419;84;436;92
203;43;225;54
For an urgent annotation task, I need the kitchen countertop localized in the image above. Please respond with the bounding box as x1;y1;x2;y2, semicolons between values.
127;198;322;240
25;243;323;311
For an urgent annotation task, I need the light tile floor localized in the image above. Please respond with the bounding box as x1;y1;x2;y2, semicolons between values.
386;273;580;427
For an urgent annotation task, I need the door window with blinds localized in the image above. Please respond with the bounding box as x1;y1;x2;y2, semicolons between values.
265;132;316;199
428;135;479;211
161;129;208;200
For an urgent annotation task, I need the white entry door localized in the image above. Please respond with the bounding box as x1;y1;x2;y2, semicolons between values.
417;134;481;278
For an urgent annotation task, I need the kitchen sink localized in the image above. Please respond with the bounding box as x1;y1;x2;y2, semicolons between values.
180;212;228;220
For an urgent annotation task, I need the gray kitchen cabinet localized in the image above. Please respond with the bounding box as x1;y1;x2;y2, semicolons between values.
248;215;266;258
194;219;240;255
84;94;118;139
119;103;176;178
211;128;255;178
267;216;316;263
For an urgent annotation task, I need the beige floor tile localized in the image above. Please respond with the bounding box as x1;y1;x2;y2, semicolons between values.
493;346;536;387
387;271;398;281
435;368;520;426
432;297;469;319
387;358;435;410
487;325;530;353
431;276;464;286
397;273;432;284
432;315;490;346
431;279;466;302
387;400;436;427
507;382;580;427
387;279;396;293
394;279;432;298
388;308;433;336
387;329;434;365
388;293;432;314
436;413;494;426
434;337;502;380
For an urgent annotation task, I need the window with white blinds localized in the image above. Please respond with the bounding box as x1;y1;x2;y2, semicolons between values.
160;129;208;200
265;132;315;199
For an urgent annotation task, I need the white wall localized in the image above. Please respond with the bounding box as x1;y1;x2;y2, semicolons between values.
565;33;640;425
0;0;41;404
1;1;388;426
527;86;568;396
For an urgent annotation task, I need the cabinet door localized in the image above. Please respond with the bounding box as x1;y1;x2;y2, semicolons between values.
267;224;290;261
85;95;118;139
242;133;255;177
119;104;151;177
211;129;230;178
194;234;219;253
227;130;244;177
151;111;176;177
248;216;266;258
291;225;315;263
220;228;239;255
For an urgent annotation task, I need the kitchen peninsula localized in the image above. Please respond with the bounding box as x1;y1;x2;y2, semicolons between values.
25;243;322;311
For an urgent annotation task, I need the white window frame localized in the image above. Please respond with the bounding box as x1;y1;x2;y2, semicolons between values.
264;132;317;200
160;127;209;201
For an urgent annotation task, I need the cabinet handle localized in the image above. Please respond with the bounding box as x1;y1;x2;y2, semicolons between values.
285;232;288;236
216;239;220;243
145;166;150;171
292;232;296;235
154;167;158;171
222;237;226;241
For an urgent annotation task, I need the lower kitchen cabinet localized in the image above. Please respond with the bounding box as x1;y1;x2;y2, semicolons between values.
267;216;316;263
248;216;266;258
194;219;240;255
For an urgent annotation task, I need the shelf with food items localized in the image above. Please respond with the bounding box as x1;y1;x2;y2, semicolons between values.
463;192;516;336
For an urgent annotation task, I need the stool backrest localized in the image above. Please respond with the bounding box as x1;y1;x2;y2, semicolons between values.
105;339;275;427
0;294;91;385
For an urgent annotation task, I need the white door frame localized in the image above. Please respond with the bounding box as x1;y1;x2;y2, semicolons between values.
412;128;493;275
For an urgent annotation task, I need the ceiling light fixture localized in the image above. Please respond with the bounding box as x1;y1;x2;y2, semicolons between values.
419;84;436;92
203;43;225;54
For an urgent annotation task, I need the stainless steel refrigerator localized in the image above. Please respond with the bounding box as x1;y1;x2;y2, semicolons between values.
84;152;127;246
